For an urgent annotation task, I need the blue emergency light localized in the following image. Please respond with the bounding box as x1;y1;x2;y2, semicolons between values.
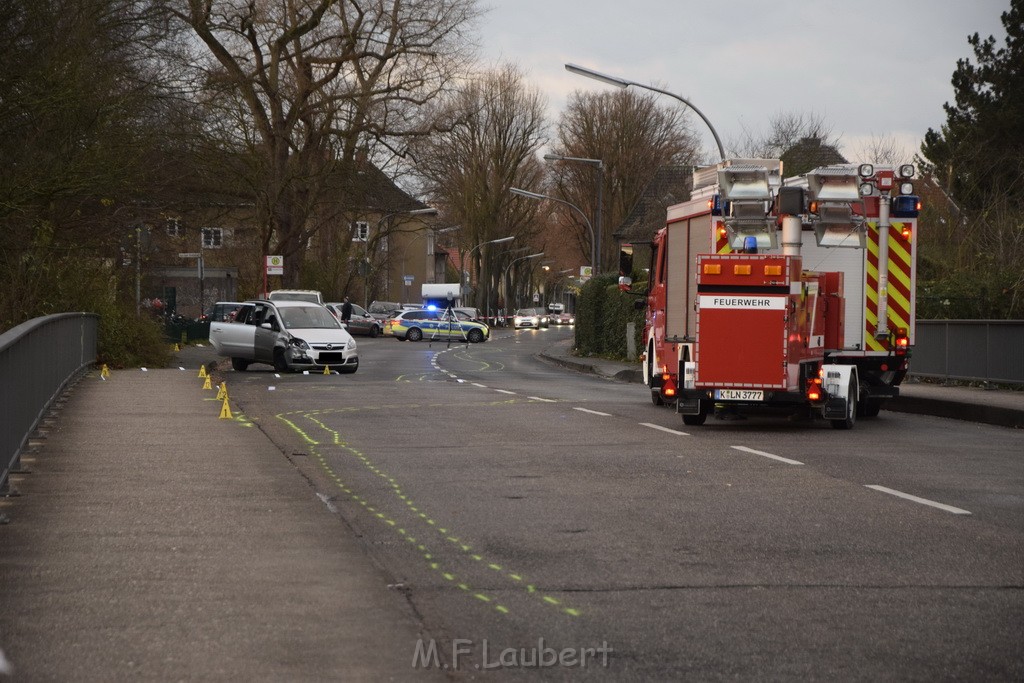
891;195;921;218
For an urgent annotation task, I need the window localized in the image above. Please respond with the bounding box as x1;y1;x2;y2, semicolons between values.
352;221;369;242
201;227;223;249
166;217;183;237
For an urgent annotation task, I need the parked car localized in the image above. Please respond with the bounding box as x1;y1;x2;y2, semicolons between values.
512;308;549;329
201;301;245;322
325;302;382;337
384;309;489;343
268;289;324;305
367;300;403;324
209;300;358;373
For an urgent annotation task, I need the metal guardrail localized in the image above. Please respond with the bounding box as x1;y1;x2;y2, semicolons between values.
912;320;1024;384
0;313;98;495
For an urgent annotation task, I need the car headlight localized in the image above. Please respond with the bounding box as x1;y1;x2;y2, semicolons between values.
291;338;310;350
346;338;357;350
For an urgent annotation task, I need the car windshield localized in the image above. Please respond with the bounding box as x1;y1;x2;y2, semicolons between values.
279;306;341;329
515;309;535;316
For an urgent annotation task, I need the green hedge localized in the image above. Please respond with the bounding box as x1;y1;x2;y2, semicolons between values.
573;275;646;360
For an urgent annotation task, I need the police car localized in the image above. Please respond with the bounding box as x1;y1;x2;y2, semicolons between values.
384;308;489;343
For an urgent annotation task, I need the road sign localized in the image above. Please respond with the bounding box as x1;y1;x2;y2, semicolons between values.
266;255;284;275
178;252;200;258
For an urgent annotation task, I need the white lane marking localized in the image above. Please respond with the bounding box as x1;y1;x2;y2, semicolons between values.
731;445;804;466
316;493;339;514
495;389;517;395
472;383;488;388
528;396;557;402
574;407;611;417
865;485;972;515
641;422;690;436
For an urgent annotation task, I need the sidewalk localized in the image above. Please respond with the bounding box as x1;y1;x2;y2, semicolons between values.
0;346;442;681
539;339;1024;430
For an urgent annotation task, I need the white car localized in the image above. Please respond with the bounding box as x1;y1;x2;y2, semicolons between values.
513;308;548;329
209;300;358;373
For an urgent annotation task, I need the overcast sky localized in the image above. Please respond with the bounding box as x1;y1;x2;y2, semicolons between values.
475;0;1010;163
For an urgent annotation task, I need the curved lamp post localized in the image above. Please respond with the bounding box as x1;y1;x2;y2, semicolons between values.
501;251;544;313
565;63;726;162
366;207;438;307
542;153;603;273
401;224;460;303
510;187;596;275
464;235;515;319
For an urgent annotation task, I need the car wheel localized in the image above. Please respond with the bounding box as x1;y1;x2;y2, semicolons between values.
407;327;423;342
273;349;289;373
467;329;484;343
369;325;380;338
231;357;249;372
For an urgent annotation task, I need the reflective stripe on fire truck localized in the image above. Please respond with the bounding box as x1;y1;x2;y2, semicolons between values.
865;220;913;352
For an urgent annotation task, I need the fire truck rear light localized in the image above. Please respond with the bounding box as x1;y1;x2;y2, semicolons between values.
808;389;821;401
716;222;727;238
858;164;874;178
734;265;752;275
703;264;722;275
901;225;912;239
808;200;818;214
662;374;677;397
894;329;909;355
898;164;915;179
899;181;914;195
859;182;874;196
764;265;782;276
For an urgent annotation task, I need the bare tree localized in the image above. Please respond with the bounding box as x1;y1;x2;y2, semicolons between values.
409;63;548;311
0;0;180;326
549;89;699;272
848;134;914;166
731;111;838;160
171;0;479;287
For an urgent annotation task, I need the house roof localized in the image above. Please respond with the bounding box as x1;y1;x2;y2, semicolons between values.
613;166;693;244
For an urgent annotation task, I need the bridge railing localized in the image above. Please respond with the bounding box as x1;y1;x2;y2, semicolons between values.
0;313;98;495
912;320;1024;385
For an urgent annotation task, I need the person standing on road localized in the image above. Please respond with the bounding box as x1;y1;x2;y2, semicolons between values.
340;297;353;325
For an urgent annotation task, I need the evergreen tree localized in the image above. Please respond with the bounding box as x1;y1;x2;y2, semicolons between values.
921;0;1024;211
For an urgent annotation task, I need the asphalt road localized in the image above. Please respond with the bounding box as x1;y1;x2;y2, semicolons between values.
217;326;1024;680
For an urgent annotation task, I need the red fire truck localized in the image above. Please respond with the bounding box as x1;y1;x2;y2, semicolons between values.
640;160;920;428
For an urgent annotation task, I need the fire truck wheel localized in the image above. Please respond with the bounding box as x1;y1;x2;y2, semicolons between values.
682;411;707;426
830;384;858;430
859;398;882;417
651;390;665;406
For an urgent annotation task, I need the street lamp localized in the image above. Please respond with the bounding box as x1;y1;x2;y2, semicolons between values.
365;207;438;307
543;153;603;273
565;63;726;162
464;235;515;319
502;251;544;312
510;187;596;274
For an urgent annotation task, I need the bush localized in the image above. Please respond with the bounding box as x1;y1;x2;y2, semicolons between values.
95;299;173;369
573;276;646;361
